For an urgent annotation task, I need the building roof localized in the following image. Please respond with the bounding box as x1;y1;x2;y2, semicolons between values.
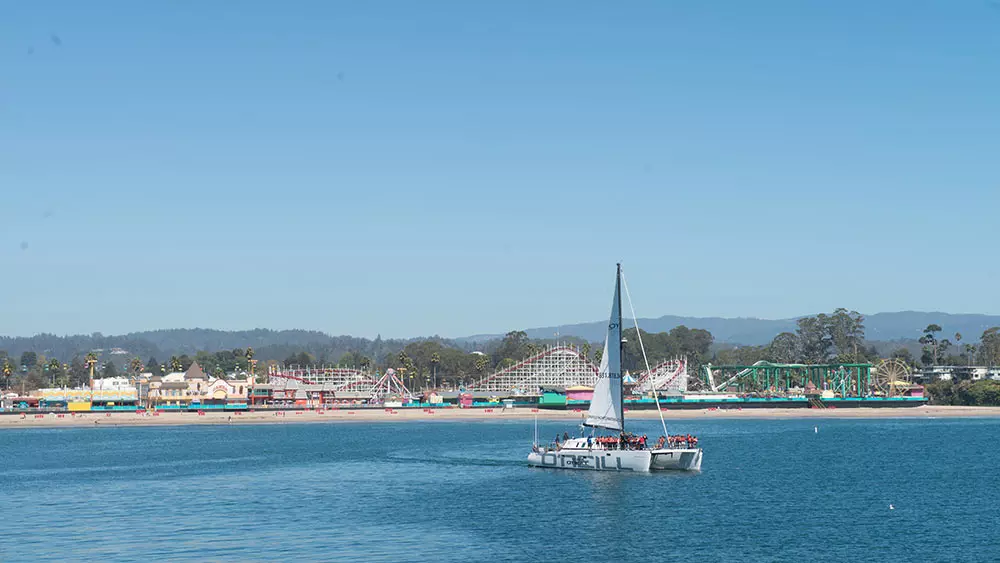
185;362;207;380
149;375;163;382
160;382;188;390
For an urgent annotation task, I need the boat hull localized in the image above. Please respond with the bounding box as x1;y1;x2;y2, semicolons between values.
527;447;701;472
650;447;702;471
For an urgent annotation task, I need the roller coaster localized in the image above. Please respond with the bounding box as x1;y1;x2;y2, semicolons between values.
697;360;912;398
467;345;688;394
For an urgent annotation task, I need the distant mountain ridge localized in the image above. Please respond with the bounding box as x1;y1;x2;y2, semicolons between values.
462;311;1000;346
3;312;999;365
0;329;477;367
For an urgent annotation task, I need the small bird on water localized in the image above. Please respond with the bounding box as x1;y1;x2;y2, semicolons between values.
889;504;895;510
814;426;818;433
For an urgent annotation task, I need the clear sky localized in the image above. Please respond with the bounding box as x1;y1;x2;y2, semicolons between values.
1;1;998;339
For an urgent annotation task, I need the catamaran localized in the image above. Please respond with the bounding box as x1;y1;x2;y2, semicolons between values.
527;264;703;472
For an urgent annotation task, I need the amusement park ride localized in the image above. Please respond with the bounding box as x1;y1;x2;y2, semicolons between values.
267;346;690;402
266;347;914;402
695;358;915;397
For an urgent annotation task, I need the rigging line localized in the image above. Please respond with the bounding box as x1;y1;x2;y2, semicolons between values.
620;269;669;439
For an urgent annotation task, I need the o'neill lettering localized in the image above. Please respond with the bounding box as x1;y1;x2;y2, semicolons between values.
539;454;631;471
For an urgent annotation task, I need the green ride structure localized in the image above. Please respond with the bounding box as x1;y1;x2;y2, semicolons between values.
700;361;875;397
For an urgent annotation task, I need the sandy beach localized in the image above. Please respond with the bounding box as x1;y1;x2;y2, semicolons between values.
1;405;998;428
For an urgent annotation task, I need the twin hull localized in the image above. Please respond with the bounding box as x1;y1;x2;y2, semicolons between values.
527;447;702;472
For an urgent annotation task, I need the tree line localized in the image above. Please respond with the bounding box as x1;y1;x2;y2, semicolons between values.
7;310;1000;401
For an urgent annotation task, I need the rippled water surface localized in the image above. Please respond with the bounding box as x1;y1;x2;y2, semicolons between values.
2;417;998;562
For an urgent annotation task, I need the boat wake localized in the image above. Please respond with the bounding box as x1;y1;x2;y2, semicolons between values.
386;451;522;468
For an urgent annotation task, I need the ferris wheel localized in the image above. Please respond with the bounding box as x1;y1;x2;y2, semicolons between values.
873;358;912;397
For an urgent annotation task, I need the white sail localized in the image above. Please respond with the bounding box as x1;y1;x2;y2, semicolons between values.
585;268;624;431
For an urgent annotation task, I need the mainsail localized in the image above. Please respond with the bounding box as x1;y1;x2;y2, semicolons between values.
585;265;624;431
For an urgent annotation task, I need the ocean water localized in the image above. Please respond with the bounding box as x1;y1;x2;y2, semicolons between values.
1;417;998;562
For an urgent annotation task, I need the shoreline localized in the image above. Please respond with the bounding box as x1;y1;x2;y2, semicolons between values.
1;405;999;428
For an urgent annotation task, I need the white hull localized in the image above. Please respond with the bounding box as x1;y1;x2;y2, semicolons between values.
650;447;702;471
527;440;702;472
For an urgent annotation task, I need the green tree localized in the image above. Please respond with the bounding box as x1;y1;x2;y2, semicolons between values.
430;352;441;389
19;351;38;369
828;309;865;362
767;332;799;363
45;358;62;386
525;342;539;358
891;347;915;366
494;330;529;367
919;324;943;365
338;351;362;367
101;361;118;378
925;379;955;405
796;315;831;363
3;358;13;388
68;357;87;387
980;328;1000;366
964;344;977;366
474;354;491;377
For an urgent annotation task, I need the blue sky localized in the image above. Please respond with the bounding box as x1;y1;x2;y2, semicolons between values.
2;1;998;339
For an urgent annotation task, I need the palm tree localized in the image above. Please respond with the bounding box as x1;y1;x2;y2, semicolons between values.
594;348;603;365
581;342;592;362
965;344;977;367
47;358;61;386
430;352;441;389
244;347;256;381
84;352;99;391
169;356;182;372
130;356;144;376
3;359;13;389
360;356;372;372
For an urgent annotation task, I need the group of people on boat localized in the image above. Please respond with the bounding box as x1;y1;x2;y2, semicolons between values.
664;434;699;449
541;431;699;452
589;433;648;450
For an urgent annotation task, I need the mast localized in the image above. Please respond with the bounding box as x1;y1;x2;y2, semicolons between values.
617;263;624;434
